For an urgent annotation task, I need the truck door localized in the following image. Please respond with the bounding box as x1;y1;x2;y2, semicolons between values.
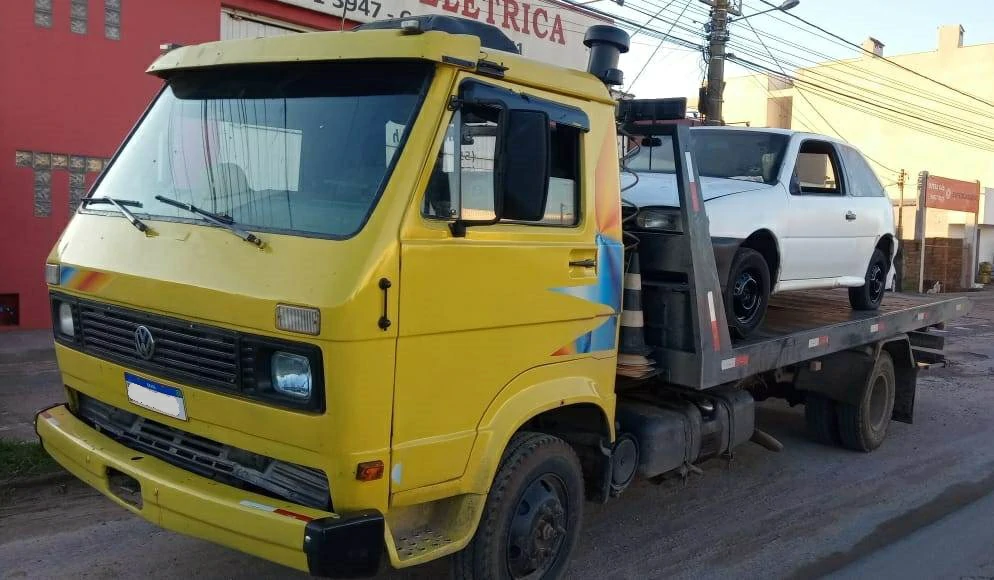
391;82;620;493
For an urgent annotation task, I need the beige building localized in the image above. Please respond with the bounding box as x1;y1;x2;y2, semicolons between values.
721;24;994;277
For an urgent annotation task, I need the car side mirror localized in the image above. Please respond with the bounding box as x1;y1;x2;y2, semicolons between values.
495;109;550;222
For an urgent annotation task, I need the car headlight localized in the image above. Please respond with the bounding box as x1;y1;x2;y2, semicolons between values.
271;352;312;399
636;208;683;232
58;302;75;338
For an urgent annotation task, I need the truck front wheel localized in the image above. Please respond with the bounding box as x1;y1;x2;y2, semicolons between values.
836;352;896;452
452;432;584;580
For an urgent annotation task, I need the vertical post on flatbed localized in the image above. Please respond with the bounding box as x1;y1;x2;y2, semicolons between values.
915;171;928;293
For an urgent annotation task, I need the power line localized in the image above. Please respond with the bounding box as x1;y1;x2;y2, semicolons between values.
754;0;994;109
727;39;994;137
726;26;994;121
730;55;994;153
628;0;696;91
737;15;899;173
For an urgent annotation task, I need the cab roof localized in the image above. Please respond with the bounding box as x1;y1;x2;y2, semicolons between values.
148;28;614;105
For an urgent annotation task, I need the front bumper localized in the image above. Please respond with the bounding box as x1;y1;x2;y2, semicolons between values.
35;404;384;578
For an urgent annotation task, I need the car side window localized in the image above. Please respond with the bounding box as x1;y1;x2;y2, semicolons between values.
841;146;886;197
793;140;845;195
422;105;581;226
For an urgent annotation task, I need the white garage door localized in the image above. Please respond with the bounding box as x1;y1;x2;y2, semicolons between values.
221;9;314;40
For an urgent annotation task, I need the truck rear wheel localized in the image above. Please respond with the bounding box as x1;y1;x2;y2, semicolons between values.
452;432;583;580
804;394;840;446
836;352;896;452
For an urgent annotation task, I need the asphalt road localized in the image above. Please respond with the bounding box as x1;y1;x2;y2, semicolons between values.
2;294;993;579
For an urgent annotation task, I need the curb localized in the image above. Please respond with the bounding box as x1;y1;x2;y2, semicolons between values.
0;469;74;491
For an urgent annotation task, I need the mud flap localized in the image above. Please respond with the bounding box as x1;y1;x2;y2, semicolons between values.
882;337;917;424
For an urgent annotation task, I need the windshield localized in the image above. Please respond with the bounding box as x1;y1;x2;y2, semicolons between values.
625;129;789;185
89;61;432;238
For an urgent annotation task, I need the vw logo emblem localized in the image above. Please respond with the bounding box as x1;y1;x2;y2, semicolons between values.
134;326;156;361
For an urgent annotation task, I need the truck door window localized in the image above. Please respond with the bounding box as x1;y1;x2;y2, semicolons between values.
794;140;845;194
423;105;580;226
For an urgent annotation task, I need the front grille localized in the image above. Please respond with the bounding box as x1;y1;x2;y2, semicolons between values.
77;394;330;510
76;301;239;391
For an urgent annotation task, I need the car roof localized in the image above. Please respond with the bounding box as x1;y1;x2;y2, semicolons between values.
689;126;851;147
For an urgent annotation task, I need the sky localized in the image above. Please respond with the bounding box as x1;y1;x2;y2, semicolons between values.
614;0;994;99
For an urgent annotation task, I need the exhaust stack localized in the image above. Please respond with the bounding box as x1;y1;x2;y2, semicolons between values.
583;25;631;86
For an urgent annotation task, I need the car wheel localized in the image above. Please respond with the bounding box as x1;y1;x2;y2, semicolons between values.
724;248;771;339
849;248;888;311
452;432;583;580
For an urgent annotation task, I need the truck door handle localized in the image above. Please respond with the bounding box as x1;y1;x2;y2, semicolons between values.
569;258;597;268
845;211;857;221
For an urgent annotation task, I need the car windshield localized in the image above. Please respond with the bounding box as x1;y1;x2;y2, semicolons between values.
625;129;789;185
88;61;432;238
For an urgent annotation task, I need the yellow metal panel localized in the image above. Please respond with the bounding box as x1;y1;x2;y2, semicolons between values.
148;30;480;74
38;406;321;572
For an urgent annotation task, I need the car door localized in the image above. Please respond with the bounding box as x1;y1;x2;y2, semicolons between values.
781;139;852;280
839;145;891;275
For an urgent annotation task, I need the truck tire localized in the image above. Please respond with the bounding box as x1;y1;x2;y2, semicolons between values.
805;394;840;446
836;352;896;452
724;248;771;339
452;432;584;580
849;249;888;310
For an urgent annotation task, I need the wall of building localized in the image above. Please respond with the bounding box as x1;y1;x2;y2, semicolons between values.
0;0;349;329
723;25;994;243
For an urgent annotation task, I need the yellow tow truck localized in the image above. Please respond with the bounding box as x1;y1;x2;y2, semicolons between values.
36;15;969;579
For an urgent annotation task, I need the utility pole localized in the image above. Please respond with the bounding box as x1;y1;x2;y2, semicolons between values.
894;168;907;291
704;0;731;125
701;1;800;125
896;169;906;238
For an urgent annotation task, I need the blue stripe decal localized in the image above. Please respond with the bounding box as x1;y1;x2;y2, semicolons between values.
125;373;183;399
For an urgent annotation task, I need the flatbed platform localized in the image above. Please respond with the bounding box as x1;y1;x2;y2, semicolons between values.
656;289;972;390
743;290;960;344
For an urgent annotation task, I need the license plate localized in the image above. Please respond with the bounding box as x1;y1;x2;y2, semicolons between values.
125;373;187;420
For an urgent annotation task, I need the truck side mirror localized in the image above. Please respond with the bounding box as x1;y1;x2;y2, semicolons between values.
495;109;550;222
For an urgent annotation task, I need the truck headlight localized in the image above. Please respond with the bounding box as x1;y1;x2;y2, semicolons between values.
636;208;683;233
271;352;312;399
58;302;75;338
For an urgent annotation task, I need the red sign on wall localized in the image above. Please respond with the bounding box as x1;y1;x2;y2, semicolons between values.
925;175;981;213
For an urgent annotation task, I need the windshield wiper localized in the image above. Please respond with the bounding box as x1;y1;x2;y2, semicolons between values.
81;197;150;233
154;195;263;248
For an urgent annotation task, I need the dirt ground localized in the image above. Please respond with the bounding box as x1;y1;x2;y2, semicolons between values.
1;293;993;579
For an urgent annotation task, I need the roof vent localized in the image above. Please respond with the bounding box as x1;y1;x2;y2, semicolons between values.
583;25;630;86
355;15;519;54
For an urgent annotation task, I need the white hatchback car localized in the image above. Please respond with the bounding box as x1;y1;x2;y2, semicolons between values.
624;127;898;338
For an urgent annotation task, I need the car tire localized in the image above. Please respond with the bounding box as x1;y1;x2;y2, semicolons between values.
836;352;896;452
849;248;888;311
452;432;584;580
724;248;771;339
